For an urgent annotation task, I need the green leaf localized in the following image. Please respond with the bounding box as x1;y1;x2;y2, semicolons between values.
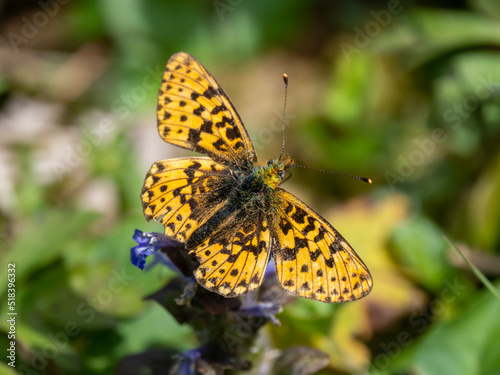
391;216;451;290
0;210;98;298
413;283;500;375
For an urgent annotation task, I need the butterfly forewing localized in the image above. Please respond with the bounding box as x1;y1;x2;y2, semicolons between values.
141;157;234;243
272;189;373;302
157;52;257;170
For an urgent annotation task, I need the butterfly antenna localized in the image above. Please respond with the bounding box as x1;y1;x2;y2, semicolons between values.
279;73;288;161
291;164;372;184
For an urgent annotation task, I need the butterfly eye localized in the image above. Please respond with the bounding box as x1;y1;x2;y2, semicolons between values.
267;160;273;166
279;170;285;180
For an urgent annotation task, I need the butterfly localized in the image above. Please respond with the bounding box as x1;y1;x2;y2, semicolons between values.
141;52;373;303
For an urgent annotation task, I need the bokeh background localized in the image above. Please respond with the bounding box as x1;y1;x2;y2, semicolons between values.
1;0;500;374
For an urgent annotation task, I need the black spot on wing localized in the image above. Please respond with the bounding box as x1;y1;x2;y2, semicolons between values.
314;228;326;242
300;282;311;291
225;127;239;141
279;219;293;235
249;274;260;285
302;217;316;235
188;128;202;145
203;86;220;99
329;241;342;254
310;249;321;262
212;139;227;151
291;206;307;224
280;247;296;261
237;279;248;287
294;237;308;250
193;105;205;116
211;104;227;115
316;286;326;294
200;120;213;133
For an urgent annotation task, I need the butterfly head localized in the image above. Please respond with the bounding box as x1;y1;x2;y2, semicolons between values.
262;153;294;189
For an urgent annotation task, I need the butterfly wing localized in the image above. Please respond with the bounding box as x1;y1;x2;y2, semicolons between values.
141;157;235;243
271;189;373;303
157;52;257;170
190;208;272;297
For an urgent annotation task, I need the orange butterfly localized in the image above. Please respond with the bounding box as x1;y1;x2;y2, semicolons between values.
141;52;372;302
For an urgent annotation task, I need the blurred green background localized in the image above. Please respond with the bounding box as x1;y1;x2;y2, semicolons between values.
1;0;500;374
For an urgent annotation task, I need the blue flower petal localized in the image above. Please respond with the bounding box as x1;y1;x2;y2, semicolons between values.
132;229;149;245
130;244;155;270
131;229;173;270
173;348;202;375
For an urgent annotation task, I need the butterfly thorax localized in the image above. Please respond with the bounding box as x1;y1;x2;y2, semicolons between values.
186;155;293;249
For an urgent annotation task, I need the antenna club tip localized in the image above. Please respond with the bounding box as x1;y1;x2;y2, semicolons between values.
365;178;372;184
283;73;288;84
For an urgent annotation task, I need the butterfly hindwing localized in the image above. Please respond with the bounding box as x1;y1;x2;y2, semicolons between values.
157;52;257;170
272;189;373;303
190;209;272;297
141;157;234;243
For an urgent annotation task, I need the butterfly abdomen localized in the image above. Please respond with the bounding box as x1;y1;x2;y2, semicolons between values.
187;201;239;249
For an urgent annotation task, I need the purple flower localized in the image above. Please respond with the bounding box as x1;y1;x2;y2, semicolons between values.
171;347;203;375
264;257;277;278
239;301;283;326
131;229;178;270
